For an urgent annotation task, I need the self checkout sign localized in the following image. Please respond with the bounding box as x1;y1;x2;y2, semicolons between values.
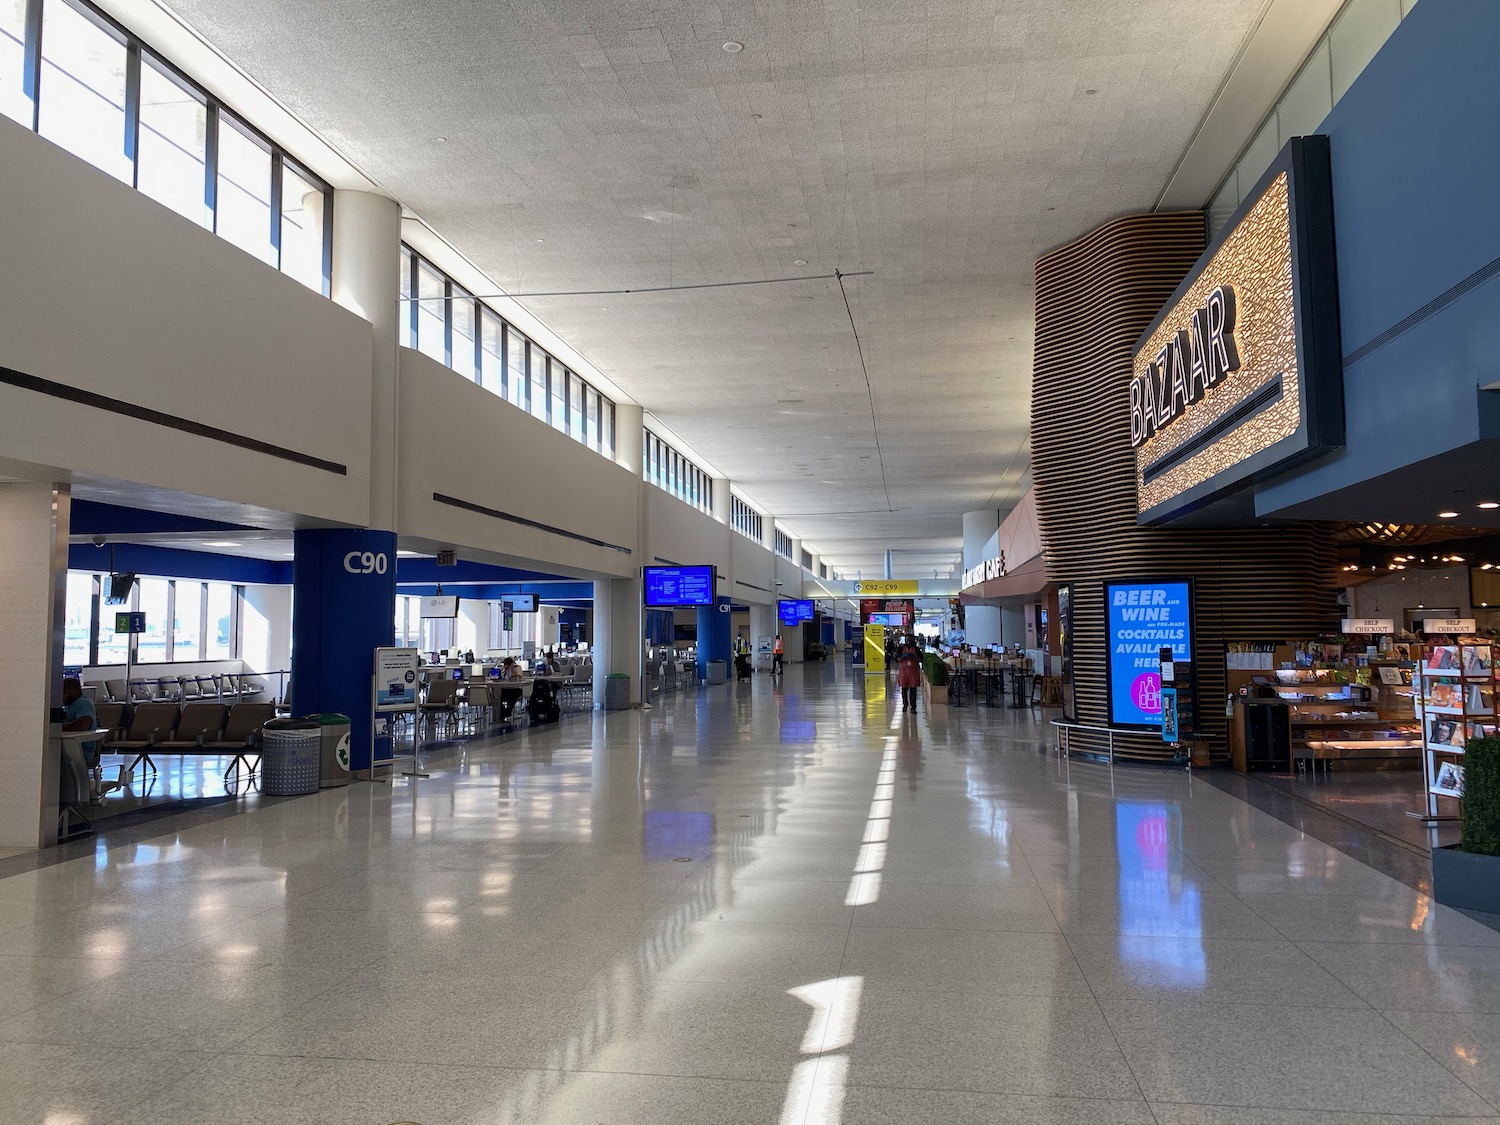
114;612;146;634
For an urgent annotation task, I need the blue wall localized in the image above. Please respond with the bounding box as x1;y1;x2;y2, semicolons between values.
1256;0;1500;514
70;542;292;585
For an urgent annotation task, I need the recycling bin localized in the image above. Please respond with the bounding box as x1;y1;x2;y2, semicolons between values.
705;660;728;685
259;718;320;795
604;673;631;711
313;712;352;787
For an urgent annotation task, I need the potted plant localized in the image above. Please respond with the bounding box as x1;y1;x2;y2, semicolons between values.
1432;737;1500;913
923;652;949;706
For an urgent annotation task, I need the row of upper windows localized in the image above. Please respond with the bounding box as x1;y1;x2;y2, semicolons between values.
401;245;617;460
731;495;763;544
774;529;794;559
1;0;331;293
644;430;711;514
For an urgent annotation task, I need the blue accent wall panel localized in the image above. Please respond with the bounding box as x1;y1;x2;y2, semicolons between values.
696;597;732;679
70;542;291;585
290;528;396;771
1256;0;1500;514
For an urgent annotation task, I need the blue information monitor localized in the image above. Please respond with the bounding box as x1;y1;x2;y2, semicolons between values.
1105;579;1192;728
643;566;716;608
778;599;814;626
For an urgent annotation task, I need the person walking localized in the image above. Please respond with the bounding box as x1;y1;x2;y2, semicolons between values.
772;634;784;675
897;634;923;714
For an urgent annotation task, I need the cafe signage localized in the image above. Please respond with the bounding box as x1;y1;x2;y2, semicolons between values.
961;552;1007;590
1131;136;1344;525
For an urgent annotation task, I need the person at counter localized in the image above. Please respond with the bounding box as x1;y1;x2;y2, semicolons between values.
61;677;99;769
497;657;525;720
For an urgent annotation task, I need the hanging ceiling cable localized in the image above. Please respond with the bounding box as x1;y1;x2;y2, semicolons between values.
399;270;874;301
835;268;892;513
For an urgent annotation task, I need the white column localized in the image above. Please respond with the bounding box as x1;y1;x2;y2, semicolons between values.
596;403;645;705
455;598;488;654
614;403;644;477
593;577;644;706
1001;605;1027;650
962;509;1002;647
0;482;69;848
750;602;775;666
330;190;403;531
241;585;292;675
711;475;730;525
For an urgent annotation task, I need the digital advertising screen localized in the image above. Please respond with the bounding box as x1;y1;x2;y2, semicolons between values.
778;599;814;626
643;566;716;607
1106;579;1192;728
867;612;906;627
502;593;537;613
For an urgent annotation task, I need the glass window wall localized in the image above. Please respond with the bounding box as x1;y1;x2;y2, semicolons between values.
173;579;202;661
480;308;504;397
416;258;446;364
1;0;31;125
64;572;94;665
136;58;207;226
279;161;326;292
38;0;130;183
136;577;169;662
214;112;274;265
451;285;475;381
205;582;233;659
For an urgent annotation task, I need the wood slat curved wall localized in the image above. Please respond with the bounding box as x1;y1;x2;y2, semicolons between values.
1032;211;1336;763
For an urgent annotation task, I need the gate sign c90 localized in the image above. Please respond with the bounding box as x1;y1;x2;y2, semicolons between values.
343;551;389;575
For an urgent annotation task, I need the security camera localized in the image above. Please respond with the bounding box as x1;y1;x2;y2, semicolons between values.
92;535;106;547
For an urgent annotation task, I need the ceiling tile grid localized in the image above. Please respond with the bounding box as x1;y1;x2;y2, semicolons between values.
158;0;1262;576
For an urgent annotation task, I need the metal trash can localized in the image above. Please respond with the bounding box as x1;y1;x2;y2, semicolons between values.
604;673;630;710
313;713;352;788
705;660;728;685
260;718;320;795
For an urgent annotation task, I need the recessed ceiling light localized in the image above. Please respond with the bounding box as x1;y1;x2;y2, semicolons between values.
601;306;609;310
1481;502;1499;509
535;237;545;242
1084;89;1097;95
794;259;807;265
722;41;743;52
436;135;447;142
1439;511;1460;518
202;541;242;548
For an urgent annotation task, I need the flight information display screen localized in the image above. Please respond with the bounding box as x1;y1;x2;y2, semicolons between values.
643;566;716;607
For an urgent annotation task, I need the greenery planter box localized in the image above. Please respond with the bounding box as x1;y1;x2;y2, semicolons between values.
1432;845;1500;914
925;681;948;706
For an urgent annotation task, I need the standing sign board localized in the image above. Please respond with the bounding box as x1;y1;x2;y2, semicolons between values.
864;625;887;674
373;647;419;712
368;646;422;783
1105;579;1193;728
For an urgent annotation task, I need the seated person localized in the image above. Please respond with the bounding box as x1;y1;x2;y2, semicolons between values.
497;657;525;719
61;677;118;798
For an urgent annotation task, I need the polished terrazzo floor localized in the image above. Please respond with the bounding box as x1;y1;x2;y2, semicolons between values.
5;662;1500;1124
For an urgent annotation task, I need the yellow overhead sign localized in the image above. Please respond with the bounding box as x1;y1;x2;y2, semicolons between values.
854;580;919;596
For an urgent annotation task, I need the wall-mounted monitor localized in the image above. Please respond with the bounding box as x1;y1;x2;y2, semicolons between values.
105;572;136;606
420;595;460;619
778;599;815;626
867;612;906;627
502;593;538;613
643;565;716;607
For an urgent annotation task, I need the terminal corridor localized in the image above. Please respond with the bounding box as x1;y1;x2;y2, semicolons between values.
3;663;1500;1124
